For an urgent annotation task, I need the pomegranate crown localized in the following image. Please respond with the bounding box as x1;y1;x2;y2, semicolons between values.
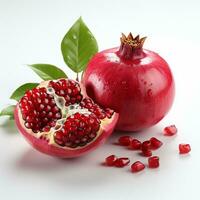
120;33;147;49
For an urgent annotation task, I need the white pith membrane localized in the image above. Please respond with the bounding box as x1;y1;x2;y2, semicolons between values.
18;80;114;149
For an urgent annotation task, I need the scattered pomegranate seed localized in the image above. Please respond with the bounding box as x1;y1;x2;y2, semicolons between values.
129;139;142;150
150;137;163;149
105;155;118;166
163;125;177;136
179;144;191;154
141;140;151;151
118;136;132;146
54;113;100;148
141;140;152;156
142;149;152;157
131;161;145;173
114;157;130;167
148;156;160;168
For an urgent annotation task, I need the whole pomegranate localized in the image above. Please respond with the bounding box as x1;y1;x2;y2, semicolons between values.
15;79;118;157
82;33;175;131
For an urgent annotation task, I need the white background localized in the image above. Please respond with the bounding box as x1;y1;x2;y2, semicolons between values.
0;0;200;200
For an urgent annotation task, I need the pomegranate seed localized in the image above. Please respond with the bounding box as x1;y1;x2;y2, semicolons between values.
163;125;177;136
54;113;100;148
118;136;132;146
114;157;130;167
105;155;118;166
129;139;141;150
142;149;152;157
131;161;145;173
179;144;191;154
80;98;114;120
150;137;163;149
148;156;159;168
141;140;151;151
19;87;62;133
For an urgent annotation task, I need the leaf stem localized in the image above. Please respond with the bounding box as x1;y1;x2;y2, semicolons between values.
76;73;79;82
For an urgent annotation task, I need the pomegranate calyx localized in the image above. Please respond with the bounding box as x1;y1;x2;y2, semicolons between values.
118;33;147;60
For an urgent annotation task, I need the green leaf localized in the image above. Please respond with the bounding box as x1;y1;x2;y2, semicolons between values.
29;64;68;80
10;83;39;101
0;105;15;120
61;17;98;73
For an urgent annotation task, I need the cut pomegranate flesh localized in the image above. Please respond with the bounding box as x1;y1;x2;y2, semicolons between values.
114;157;130;167
118;136;132;146
179;144;191;154
131;161;145;173
129;139;141;150
105;155;118;166
15;79;119;158
164;125;177;136
148;156;159;168
150;137;163;149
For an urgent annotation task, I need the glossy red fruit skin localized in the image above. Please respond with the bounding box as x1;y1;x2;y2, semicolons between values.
131;161;145;173
14;105;118;158
118;136;132;146
114;157;130;167
179;144;191;154
105;155;118;166
82;48;175;131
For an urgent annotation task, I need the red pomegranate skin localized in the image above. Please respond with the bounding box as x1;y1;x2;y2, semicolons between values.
82;46;175;131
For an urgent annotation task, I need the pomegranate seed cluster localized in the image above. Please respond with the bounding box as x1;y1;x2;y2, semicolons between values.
80;98;114;119
103;125;191;173
54;113;100;148
49;79;83;105
19;87;61;133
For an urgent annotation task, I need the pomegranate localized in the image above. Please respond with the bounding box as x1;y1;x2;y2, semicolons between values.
82;33;175;131
14;79;118;158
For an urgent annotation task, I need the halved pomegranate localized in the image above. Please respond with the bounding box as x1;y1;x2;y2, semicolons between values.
14;79;118;158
